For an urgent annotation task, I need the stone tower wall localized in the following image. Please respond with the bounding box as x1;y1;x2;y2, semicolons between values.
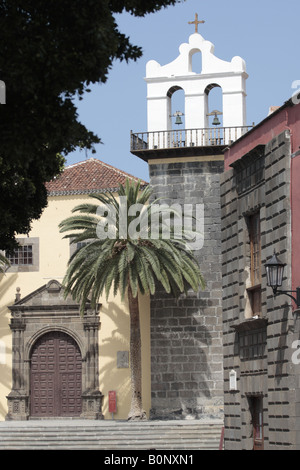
148;157;224;420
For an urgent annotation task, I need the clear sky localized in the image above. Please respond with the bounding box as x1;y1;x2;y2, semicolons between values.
65;0;300;182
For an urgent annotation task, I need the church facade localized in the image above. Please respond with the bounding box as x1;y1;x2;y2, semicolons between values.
0;159;151;421
0;24;248;423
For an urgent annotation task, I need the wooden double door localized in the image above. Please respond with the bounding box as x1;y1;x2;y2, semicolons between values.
30;331;82;418
249;396;264;450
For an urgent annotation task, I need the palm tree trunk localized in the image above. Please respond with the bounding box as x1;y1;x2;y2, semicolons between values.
127;285;147;421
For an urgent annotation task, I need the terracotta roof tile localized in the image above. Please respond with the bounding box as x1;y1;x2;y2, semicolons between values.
46;158;148;196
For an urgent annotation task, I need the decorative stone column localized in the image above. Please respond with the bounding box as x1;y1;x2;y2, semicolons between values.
6;312;29;420
81;311;104;420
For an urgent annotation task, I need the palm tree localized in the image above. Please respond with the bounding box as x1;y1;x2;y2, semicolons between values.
0;253;10;273
59;179;205;420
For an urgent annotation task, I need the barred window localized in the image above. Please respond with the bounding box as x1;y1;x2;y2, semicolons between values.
2;237;39;273
70;239;91;258
247;212;261;317
249;212;261;286
7;245;33;266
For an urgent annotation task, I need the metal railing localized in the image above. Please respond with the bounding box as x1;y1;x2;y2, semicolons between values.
131;126;253;152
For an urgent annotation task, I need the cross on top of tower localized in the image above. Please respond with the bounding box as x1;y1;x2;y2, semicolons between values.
188;13;205;33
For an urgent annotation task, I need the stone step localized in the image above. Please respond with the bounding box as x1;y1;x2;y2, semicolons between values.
0;419;223;450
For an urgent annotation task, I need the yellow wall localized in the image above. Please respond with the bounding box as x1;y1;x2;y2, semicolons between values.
0;194;151;420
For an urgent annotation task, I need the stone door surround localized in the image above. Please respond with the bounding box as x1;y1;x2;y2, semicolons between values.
6;280;103;420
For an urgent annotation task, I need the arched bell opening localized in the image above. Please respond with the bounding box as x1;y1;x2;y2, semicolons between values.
205;83;223;128
167;86;185;130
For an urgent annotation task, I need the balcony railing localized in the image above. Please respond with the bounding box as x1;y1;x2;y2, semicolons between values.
131;126;253;152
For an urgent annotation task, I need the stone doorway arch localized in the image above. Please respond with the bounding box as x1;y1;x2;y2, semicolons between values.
30;331;82;418
6;280;103;420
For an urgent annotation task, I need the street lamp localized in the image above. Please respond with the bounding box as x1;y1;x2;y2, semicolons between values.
265;251;300;308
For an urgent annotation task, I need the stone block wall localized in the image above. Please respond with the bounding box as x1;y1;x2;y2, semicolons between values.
221;130;300;449
148;157;224;420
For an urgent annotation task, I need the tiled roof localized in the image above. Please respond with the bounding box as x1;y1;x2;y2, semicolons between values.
46;158;148;196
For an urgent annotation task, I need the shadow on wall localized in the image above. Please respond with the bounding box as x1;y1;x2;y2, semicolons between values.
0;273;18;315
98;301;133;419
0;273;18;419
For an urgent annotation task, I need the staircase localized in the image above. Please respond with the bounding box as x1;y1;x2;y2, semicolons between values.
0;419;223;450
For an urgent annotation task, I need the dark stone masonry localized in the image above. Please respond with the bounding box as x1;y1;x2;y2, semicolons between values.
148;157;224;420
221;130;300;450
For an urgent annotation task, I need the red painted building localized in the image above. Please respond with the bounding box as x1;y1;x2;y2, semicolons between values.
224;98;300;306
221;97;300;450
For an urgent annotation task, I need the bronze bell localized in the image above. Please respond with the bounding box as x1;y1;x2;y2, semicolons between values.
175;115;183;125
212;115;221;126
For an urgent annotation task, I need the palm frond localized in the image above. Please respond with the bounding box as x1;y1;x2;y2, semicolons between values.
0;253;10;273
59;178;205;314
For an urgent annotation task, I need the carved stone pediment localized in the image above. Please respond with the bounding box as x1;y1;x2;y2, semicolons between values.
9;280;100;316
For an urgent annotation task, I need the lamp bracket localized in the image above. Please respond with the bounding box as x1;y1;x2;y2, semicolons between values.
273;287;300;308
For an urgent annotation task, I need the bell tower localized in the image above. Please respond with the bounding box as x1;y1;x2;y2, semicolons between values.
131;17;251;421
145;15;247;136
131;14;250;157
